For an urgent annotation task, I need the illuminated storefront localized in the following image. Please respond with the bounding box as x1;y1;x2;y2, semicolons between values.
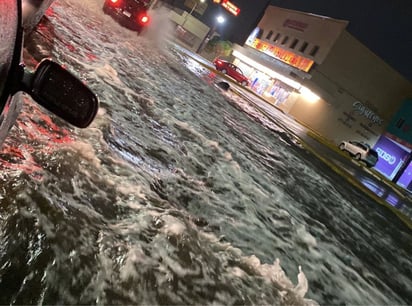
226;4;412;194
371;99;412;192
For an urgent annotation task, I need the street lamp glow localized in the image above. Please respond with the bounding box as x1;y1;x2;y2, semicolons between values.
216;15;225;24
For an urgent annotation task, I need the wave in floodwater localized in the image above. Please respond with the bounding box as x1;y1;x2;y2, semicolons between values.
0;0;410;305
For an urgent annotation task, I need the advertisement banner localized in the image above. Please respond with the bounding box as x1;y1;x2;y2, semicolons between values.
373;136;410;179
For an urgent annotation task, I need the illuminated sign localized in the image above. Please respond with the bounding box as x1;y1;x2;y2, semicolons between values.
221;0;240;16
247;38;314;72
373;136;409;179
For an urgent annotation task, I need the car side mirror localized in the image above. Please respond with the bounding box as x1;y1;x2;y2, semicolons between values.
21;59;99;128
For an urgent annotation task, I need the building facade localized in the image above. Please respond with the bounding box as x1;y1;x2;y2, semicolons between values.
230;5;412;190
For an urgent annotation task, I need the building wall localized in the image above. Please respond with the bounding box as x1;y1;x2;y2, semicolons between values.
257;6;348;64
289;30;412;144
241;5;412;146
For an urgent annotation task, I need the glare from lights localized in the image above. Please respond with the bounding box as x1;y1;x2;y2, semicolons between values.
232;50;301;89
216;15;225;23
300;87;320;103
232;50;320;103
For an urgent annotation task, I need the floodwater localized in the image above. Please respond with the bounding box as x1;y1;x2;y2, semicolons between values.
0;0;411;304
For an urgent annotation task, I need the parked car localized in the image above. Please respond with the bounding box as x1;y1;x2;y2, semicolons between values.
339;140;379;168
103;0;151;33
213;58;250;87
0;0;99;149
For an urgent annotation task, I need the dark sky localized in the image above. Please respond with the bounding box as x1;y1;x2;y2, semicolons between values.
209;0;412;82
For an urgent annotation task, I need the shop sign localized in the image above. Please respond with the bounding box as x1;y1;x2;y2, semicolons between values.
352;101;383;126
221;0;240;16
247;38;314;72
373;136;409;179
283;19;308;32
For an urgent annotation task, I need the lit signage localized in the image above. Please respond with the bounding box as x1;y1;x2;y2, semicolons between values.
373;136;409;179
221;0;240;16
247;38;314;72
352;101;383;126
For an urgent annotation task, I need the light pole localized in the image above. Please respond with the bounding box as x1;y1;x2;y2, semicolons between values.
196;14;225;54
182;0;206;28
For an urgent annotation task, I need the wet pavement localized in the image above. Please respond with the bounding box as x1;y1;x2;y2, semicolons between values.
234;76;412;228
176;45;412;228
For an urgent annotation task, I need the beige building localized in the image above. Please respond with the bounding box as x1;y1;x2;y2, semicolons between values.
231;6;412;145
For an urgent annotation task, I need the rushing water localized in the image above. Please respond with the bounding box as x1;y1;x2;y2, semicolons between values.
0;0;411;305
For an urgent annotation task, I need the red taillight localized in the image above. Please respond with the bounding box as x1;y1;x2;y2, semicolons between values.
110;0;119;3
138;13;150;25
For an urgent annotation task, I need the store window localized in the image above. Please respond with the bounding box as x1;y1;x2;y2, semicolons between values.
310;45;319;56
273;33;281;43
266;30;273;40
300;41;308;53
397;161;412;191
290;38;298;49
281;36;289;45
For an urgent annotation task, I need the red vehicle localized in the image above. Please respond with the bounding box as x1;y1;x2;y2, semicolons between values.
103;0;150;33
213;59;250;86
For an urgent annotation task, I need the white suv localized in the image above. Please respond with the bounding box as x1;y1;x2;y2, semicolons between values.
339;140;379;168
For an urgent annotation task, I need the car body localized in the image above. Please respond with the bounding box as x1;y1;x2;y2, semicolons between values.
0;0;99;149
339;140;379;168
103;0;151;33
213;59;250;87
22;0;55;33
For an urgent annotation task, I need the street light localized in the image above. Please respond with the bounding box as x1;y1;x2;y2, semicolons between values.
196;14;225;53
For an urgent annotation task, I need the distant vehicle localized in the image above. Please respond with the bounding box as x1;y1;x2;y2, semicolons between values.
213;59;250;87
339;140;379;168
103;0;151;33
0;0;99;148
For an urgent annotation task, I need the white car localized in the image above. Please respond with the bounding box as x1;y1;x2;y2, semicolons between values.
339;140;379;167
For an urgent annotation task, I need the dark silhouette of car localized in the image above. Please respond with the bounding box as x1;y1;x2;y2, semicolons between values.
103;0;151;33
213;59;250;87
0;0;99;148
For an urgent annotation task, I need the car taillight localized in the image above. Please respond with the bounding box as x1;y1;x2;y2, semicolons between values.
138;13;150;25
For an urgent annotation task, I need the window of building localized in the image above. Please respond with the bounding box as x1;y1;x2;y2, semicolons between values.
290;38;298;49
266;30;273;40
310;45;319;56
281;36;289;45
273;33;281;43
256;28;263;39
300;41;308;53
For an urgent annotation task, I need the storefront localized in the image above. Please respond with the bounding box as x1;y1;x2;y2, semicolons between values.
372;99;412;192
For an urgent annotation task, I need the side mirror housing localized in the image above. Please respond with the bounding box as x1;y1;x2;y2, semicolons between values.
22;59;99;128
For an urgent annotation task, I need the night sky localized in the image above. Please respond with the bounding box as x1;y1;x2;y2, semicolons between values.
207;0;412;82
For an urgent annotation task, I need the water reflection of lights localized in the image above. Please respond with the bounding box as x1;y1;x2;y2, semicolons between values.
359;176;402;208
0;99;73;178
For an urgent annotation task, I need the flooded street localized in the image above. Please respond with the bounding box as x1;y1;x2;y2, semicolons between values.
0;0;411;304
